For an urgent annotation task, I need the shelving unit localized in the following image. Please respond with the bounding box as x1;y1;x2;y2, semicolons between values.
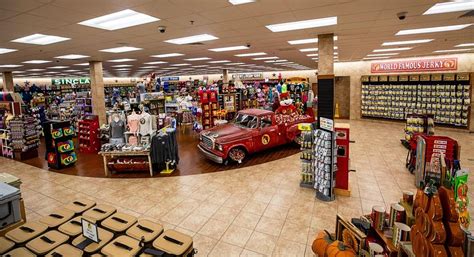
8;115;40;160
78;115;100;153
0;129;13;158
300;129;314;188
313;128;337;201
43;120;77;170
361;73;471;127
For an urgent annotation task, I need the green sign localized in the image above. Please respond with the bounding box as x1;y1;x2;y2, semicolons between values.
52;77;90;85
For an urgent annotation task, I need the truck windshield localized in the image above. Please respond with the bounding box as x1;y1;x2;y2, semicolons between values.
233;113;259;129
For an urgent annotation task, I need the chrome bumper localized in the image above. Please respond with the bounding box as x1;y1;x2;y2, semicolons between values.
198;144;224;164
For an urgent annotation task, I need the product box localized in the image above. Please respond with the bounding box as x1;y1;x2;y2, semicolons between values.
0;182;22;229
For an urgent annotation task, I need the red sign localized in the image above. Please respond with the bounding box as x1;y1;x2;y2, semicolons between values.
371;57;457;73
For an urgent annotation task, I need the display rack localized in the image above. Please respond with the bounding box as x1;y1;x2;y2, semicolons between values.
8;115;40;160
300;127;314;188
361;73;471;127
401;114;435;149
43;120;77;169
78;115;100;153
75;97;93;118
0;129;13;158
313;127;337;201
199;89;219;129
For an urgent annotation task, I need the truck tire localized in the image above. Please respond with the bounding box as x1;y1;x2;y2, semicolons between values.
228;147;246;164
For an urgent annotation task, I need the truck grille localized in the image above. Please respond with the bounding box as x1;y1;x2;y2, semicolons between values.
201;135;213;149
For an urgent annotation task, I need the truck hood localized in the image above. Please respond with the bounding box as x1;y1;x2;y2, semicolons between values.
202;124;252;142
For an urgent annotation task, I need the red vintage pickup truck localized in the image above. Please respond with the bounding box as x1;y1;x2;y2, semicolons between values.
198;108;315;164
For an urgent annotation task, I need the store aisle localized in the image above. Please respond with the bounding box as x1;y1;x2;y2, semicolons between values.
1;120;473;256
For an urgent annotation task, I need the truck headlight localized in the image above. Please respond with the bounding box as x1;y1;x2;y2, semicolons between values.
215;143;223;151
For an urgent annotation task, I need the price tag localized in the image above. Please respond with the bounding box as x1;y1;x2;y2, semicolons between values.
81;218;99;243
320;117;334;131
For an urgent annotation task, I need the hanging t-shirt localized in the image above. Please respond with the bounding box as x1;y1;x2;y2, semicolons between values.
127;113;140;133
110;120;125;138
139;112;153;136
281;83;288;93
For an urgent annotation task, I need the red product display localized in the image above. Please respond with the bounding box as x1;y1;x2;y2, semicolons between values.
199;89;219;129
417;135;457;163
335;126;350;191
78;115;100;153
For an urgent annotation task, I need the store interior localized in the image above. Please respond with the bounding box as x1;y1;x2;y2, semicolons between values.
0;0;473;256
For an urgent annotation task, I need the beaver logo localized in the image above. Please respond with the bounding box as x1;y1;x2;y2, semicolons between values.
262;134;270;145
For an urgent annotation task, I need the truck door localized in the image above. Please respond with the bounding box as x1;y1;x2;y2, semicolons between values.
255;114;280;150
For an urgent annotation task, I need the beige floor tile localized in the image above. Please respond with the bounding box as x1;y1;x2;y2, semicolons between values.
263;204;289;220
193;233;218;257
192;201;221;217
245;231;278;255
255;216;285;237
174;226;196;237
221;224;253;248
233;211;261;230
208;240;243;257
179;214;209;232
241;249;267;257
279;220;310;243
243;200;268;216
272;239;306;257
212;206;241;223
199;218;232;240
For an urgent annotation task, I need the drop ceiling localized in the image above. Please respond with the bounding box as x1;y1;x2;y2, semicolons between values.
0;0;473;78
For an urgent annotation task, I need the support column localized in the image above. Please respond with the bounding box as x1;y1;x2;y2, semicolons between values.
223;69;229;88
470;75;474;132
2;71;14;92
89;61;106;125
316;34;335;121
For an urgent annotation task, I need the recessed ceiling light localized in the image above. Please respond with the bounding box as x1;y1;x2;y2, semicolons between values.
306;54;318;57
424;1;474;15
170;63;191;66
55;54;89;59
108;58;136;62
0;48;17;54
363;56;391;60
235;52;267;57
229;0;255;5
44;71;59;74
27;69;45;71
208;60;231;63
225;62;245;65
64;69;79;72
455;43;474;47
115;68;131;70
79;9;159;30
373;47;412;52
100;46;142;53
266;16;337;32
193;65;209;67
12;34;70;45
165;34;218;45
48;66;69;69
22;60;51;64
382;39;433;46
209;46;249;52
367;53;399;56
265;59;288;63
112;64;133;67
141;66;158;69
152;53;184;58
144;61;168;65
74;63;90;66
396;24;472;35
311;58;319;60
184;57;212;61
300;48;318;52
253;56;278;60
433;48;474;53
162;67;178;70
288;36;338;45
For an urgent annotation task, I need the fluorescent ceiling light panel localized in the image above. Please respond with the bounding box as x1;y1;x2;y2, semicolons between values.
363;56;391;60
266;16;337;32
141;66;158;69
184;57;212;61
396;24;472;35
55;54;89;59
311;58;319;60
225;62;245;65
64;70;79;72
108;58;136;62
12;34;70;45
162;67;178;70
208;60;231;63
382;39;433;46
209;46;249;52
193;65;209;67
235;52;266;57
373;47;412;52
100;46;142;53
265;59;288;63
79;9;159;30
27;69;45;71
287;36;338;45
229;0;255;5
165;34;218;45
455;43;474;47
115;68;131;70
170;63;191;66
423;1;474;15
152;53;184;58
74;63;90;66
144;61;168;64
433;48;474;53
306;53;318;57
48;66;69;69
366;53;399;56
253;56;278;60
0;48;17;54
22;60;51;64
112;64;132;67
300;48;318;52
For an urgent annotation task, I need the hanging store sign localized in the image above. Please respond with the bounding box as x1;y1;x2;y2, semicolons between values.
52;77;90;85
232;73;263;80
371;57;457;73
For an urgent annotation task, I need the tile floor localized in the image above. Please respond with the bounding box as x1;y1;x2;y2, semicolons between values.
1;119;473;256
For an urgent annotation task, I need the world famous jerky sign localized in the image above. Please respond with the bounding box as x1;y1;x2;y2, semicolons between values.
371;57;457;73
51;77;91;85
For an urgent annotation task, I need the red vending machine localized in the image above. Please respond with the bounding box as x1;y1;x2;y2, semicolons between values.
335;124;350;193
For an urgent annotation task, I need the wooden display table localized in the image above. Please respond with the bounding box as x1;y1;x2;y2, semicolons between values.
99;151;153;177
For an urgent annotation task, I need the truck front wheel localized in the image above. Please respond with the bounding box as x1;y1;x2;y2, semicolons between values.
228;147;246;164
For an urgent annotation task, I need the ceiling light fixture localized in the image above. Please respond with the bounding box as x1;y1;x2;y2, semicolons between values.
396;24;472;35
208;60;231;63
100;46;142;53
111;64;133;67
0;64;22;68
27;69;45;71
74;63;90;66
235;52;266;57
184;57;212;61
22;60;51;64
455;43;474;47
144;61;168;65
0;48;17;54
373;47;412;52
108;58;137;62
252;56;278;60
225;62;245;65
48;66;69;69
306;54;318;57
209;46;249;52
193;65;209;67
266;16;337;32
382;39;433;46
165;34;218;45
152;53;184;58
433;48;474;53
170;63;191;66
78;9;159;30
300;48;318;52
55;54;89;59
288;36;338;45
12;34;70;45
423;1;474;15
229;0;255;5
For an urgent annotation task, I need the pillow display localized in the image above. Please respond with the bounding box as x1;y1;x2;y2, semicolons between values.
57;140;74;153
51;128;63;139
